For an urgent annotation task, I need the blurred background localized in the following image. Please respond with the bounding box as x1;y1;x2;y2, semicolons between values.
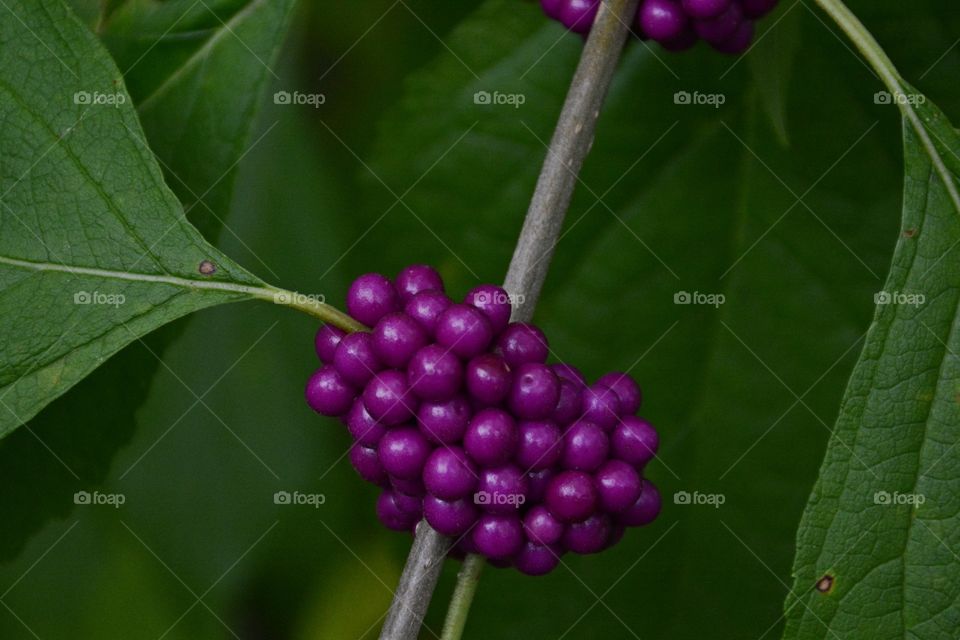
2;0;959;638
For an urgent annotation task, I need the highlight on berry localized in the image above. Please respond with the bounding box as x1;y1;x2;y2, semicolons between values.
540;0;779;54
305;265;662;575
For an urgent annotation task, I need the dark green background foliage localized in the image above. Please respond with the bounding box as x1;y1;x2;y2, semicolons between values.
1;0;958;638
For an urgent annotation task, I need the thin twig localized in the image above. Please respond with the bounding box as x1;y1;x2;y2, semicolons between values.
378;1;639;638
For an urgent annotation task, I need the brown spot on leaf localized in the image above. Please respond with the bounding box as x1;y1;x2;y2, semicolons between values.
198;260;216;275
902;228;917;238
815;574;834;594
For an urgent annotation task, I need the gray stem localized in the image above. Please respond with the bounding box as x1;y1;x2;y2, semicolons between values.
378;2;638;638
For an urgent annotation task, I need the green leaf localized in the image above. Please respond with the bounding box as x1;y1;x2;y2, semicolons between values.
0;0;266;439
783;91;960;639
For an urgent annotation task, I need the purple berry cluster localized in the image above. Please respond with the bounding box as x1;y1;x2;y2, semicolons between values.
305;265;661;576
541;0;779;54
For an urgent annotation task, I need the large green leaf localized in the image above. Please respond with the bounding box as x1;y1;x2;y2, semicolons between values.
783;92;960;639
0;0;265;439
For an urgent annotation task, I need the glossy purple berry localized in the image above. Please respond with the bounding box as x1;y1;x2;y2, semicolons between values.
693;0;743;43
408;344;463;401
712;18;754;54
464;408;518;466
563;513;613;554
347;273;398;327
595;459;643;512
363;370;417;425
681;0;731;19
596;372;642;415
377;489;421;532
552;363;586;387
552;380;583;425
390;474;425;498
349;444;387;485
423;447;477;500
516;420;562;471
497;322;549;367
333;331;382;386
435;304;494;359
477;465;528;514
541;0;565;19
344;399;386;447
314;324;344;363
741;0;778;19
508;363;560;421
424;495;479;536
618;479;662;526
465;354;512;406
515;542;562;576
395;264;444;303
558;0;600;34
404;290;451;335
392;490;423;515
464;284;512;335
561;420;609;471
523;505;565;546
639;0;689;41
546;470;598;523
305;366;356;417
372;312;428;368
611;416;659;467
472;514;524;559
417;395;471;444
526;468;554;503
581;383;622;430
378;426;431;479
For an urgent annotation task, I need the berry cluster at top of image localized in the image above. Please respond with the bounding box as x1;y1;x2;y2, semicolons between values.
542;0;779;53
305;265;661;576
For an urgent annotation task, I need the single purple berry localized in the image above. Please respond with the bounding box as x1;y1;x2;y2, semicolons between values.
464;284;512;335
404;290;452;335
681;0;731;19
523;505;565;546
595;459;643;513
741;0;777;19
558;0;600;34
465;354;512;406
424;495;479;536
508;363;560;420
390;474;426;498
711;18;754;54
378;426;431;479
418;395;471;444
363;370;417;425
473;514;524;559
611;416;659;467
596;372;642;415
639;0;689;41
372;312;428;369
477;465;528;514
333;331;382;387
561;420;609;471
435;304;494;359
344;399;387;447
552;363;586;387
314;324;344;363
349;444;387;486
540;0;565;19
693;0;743;43
618;479;662;526
515;542;562;576
563;513;613;554
305;366;356;417
581;383;622;430
347;273;398;327
408;344;463;401
546;470;598;523
423;447;477;500
497;322;549;367
526;468;554;503
377;489;421;532
516;420;562;471
464;408;518;466
552;380;583;425
395;264;444;303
